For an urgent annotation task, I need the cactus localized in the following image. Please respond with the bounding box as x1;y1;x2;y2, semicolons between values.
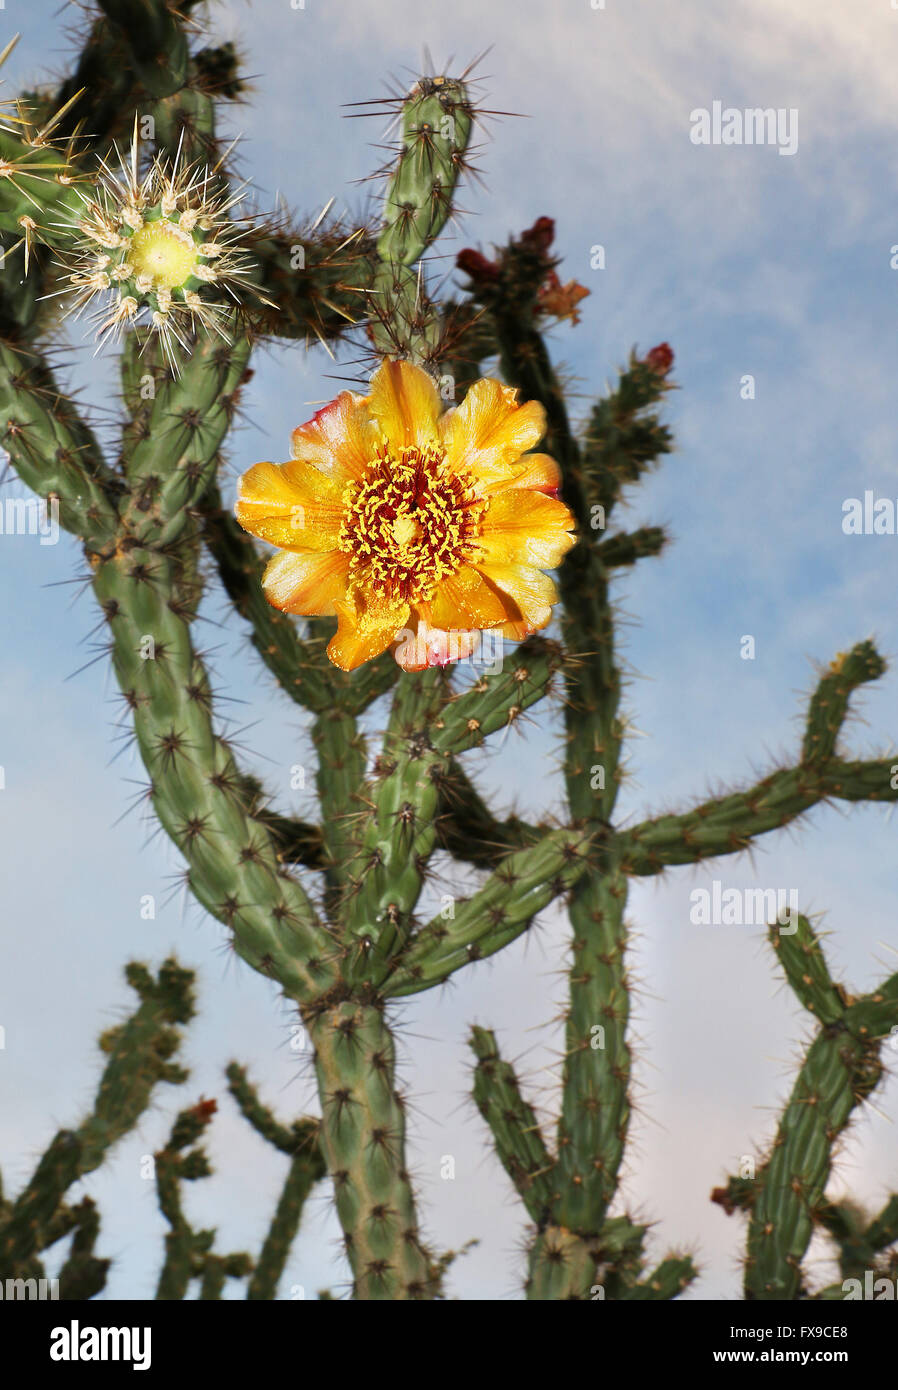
2;5;897;1304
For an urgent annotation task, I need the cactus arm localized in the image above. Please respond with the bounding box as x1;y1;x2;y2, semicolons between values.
226;1062;327;1299
597;525;669;569
368;78;474;364
619;639;892;875
94;0;189;99
769;913;847;1025
743;1029;872;1299
864;1195;898;1253
154;1099;253;1299
78;326;337;1000
469;1027;555;1224
618;757;897;876
308;1001;435;1300
802;641;886;762
580;352;675;516
0;1132;83;1272
75;960;194;1175
619;1256;698;1300
0;339;121;553
312;704;369;921
247;1152;324;1301
0;958;193;1280
93;538;336;998
248;225;374;347
719;914;898;1299
482;255;637;1271
384;828;591;998
341;670;449;982
429;637;563;753
458;236;679;1297
57;1199;110;1301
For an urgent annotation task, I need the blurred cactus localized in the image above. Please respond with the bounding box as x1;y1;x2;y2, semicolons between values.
2;2;897;1303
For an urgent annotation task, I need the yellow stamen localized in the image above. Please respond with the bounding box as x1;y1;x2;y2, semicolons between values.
338;443;487;607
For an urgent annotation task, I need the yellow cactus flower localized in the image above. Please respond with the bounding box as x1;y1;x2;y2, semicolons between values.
235;359;577;672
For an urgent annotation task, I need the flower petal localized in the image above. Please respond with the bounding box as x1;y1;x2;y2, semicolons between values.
327;592;410;672
235;460;345;550
262;548;350;616
440;377;546;483
487;452;562;495
427;564;517;630
366;358;441;450
495;608;554;642
477;489;577;569
473;560;559;638
290;391;376;481
393;612;480;671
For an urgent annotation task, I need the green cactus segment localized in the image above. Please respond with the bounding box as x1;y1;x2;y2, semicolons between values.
0;1131;83;1271
0;958;193;1279
597;525;668;569
554;858;631;1232
154;1098;254;1300
117;325;250;547
95;0;189;98
618;646;893;876
527;1226;598;1300
92;545;334;1000
249;224;373;345
769;914;847;1026
0;338;121;553
744;1029;873;1299
313;706;368;918
815;1197;898;1286
469;1027;555;1223
57;1198;110;1301
83;326;337;1002
0;127;86;244
342;671;449;982
580;351;675;518
309;1001;435;1300
430;638;563;754
803;641;888;765
226;1062;326;1300
248;1151;323;1301
385;827;591;998
371;77;473;361
620;1256;698;1301
730;927;898;1299
76;960;194;1174
864;1195;898;1253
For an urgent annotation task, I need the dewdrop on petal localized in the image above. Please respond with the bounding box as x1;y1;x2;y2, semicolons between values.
55;124;259;365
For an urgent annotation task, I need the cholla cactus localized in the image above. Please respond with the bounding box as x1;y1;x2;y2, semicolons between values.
1;2;897;1306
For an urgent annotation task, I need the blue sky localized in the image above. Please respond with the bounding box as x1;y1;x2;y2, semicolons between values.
1;0;897;1299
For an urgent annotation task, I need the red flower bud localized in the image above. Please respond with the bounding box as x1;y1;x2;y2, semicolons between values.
520;216;555;255
456;248;500;283
644;342;674;376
